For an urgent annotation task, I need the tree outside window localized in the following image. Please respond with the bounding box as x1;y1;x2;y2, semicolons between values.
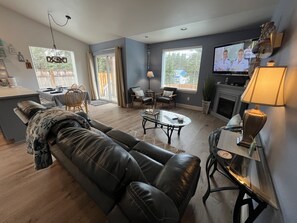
161;47;202;91
29;46;78;88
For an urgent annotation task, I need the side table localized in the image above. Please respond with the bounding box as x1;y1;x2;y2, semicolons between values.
146;90;155;99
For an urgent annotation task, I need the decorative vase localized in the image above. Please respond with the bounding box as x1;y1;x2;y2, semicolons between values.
202;100;211;114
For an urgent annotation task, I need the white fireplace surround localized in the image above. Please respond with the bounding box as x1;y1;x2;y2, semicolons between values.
211;84;246;122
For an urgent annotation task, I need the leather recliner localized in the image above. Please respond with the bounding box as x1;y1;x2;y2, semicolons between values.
15;100;201;223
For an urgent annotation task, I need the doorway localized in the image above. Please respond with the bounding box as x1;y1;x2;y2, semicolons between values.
96;53;117;103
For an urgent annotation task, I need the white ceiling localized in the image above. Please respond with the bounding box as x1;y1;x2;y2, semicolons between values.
0;0;278;45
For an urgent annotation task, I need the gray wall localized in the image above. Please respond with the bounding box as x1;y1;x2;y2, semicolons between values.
255;0;297;222
125;38;147;102
148;28;260;107
90;38;146;103
0;5;90;91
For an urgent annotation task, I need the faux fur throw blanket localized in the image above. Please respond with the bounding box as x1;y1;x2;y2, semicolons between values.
26;108;90;170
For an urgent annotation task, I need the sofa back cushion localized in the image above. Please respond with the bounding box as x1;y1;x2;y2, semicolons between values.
56;127;147;196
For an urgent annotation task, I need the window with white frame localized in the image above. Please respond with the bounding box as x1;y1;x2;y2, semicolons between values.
161;47;203;91
29;46;78;88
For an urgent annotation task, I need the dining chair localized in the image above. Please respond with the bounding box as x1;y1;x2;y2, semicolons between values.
78;84;86;91
70;83;78;89
65;88;85;112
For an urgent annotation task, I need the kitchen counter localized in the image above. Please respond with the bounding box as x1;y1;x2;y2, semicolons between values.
0;86;40;142
0;86;38;98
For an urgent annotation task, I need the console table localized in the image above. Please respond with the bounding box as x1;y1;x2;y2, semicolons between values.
203;127;278;223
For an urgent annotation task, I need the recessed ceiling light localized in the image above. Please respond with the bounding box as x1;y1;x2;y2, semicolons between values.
145;36;149;38
181;27;187;31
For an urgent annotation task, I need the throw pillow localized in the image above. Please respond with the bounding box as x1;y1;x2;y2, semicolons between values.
226;114;241;127
132;87;141;93
163;90;173;97
135;90;144;98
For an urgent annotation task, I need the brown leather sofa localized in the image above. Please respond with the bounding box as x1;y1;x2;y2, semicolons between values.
15;100;201;223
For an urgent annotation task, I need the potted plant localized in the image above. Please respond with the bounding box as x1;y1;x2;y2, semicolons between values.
202;76;216;114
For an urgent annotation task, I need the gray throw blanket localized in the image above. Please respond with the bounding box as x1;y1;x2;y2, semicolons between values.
26;108;90;170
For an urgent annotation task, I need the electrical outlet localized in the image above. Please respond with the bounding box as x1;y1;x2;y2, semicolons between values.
187;97;190;101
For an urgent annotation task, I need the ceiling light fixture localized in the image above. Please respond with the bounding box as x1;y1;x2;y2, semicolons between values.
46;12;71;63
181;27;187;31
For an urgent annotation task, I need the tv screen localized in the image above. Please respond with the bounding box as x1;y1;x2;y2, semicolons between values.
213;39;258;74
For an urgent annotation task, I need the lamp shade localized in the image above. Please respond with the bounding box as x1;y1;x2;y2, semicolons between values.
147;71;154;78
241;66;287;106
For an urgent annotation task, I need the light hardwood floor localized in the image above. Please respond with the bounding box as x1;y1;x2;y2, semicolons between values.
0;104;238;223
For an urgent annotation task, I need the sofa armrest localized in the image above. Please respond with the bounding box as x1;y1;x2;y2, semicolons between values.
106;129;139;151
89;120;112;133
119;182;179;223
154;153;201;215
132;141;174;165
75;111;113;133
17;100;46;119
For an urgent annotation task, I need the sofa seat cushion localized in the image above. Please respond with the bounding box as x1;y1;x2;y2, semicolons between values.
156;96;171;103
56;127;146;196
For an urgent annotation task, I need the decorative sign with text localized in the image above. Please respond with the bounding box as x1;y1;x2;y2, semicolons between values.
46;56;68;63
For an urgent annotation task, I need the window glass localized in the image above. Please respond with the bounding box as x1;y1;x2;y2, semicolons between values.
29;46;78;88
161;47;203;91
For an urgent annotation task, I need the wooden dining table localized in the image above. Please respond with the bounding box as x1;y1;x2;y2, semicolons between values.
37;88;91;112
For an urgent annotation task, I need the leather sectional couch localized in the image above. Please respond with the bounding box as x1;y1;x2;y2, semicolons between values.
15;100;201;223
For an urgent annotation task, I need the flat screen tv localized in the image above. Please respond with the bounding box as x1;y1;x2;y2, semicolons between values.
213;39;258;75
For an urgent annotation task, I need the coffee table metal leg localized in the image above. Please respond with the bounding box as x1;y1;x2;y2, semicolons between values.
178;126;182;135
166;126;174;144
142;119;147;134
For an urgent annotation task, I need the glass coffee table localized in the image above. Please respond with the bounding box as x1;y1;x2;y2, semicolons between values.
140;109;191;144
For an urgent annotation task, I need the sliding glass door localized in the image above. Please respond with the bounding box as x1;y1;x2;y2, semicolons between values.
96;53;117;103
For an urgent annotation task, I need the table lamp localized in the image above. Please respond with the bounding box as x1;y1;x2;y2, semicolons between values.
237;66;287;147
147;71;154;90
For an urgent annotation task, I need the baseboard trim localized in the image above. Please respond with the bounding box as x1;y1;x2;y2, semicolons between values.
176;103;202;111
126;102;202;111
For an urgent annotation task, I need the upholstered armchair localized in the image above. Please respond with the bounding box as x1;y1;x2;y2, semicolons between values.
155;87;177;107
129;86;153;107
